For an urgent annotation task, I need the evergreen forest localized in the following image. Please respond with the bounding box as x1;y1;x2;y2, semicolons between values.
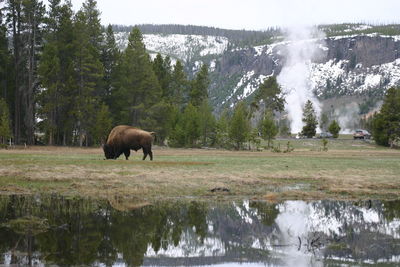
0;0;221;147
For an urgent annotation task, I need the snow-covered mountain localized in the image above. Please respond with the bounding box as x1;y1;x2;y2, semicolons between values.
114;25;400;117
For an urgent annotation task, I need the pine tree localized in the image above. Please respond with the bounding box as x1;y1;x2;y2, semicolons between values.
301;100;318;138
73;4;104;146
38;41;60;145
371;87;400;147
0;98;12;145
38;0;63;145
6;0;24;144
101;24;119;106
22;0;46;145
152;53;172;100
163;55;172;92
113;26;161;128
141;99;173;145
0;3;11;103
53;2;76;145
198;100;216;146
190;64;209;107
251;76;285;113
170;60;189;109
260;110;278;148
229;102;250;150
81;0;102;50
215;109;230;148
90;103;112;145
328;120;341;138
320;113;329;132
167;106;185;147
149;53;176;143
169;103;200;147
183;104;201;147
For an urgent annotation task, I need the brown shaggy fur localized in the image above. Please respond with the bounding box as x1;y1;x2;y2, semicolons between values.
103;125;155;160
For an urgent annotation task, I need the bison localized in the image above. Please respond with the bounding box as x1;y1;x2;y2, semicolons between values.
103;125;155;160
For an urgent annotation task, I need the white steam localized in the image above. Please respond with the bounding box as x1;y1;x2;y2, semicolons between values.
277;26;324;134
334;102;360;134
334;100;382;134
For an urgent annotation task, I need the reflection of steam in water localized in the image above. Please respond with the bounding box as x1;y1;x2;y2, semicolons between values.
0;196;400;266
274;201;323;267
274;200;400;266
144;200;400;266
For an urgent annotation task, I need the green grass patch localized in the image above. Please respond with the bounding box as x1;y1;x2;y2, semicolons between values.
1;143;400;201
0;176;71;192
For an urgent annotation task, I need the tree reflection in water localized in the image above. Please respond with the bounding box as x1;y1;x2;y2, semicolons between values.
0;195;399;266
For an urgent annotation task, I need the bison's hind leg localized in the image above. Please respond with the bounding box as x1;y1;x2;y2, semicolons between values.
124;149;131;160
143;148;153;161
142;147;150;160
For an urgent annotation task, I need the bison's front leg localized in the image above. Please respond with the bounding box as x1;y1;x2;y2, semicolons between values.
124;149;130;160
114;149;123;159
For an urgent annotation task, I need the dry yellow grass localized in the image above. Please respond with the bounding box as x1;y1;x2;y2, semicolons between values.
0;144;399;201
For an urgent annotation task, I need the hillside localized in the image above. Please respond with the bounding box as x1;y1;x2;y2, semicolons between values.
113;24;400;129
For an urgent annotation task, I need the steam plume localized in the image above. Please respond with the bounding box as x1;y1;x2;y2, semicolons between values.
277;26;323;134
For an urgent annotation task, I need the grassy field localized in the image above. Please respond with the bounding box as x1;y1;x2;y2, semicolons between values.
0;138;399;202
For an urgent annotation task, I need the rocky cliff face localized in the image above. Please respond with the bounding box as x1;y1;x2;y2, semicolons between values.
325;35;400;67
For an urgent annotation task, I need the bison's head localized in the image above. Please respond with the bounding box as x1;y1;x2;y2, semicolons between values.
102;144;115;159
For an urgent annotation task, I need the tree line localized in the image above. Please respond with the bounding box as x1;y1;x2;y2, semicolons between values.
113;24;281;47
0;0;214;147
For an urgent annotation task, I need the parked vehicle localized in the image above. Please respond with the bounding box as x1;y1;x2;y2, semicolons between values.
353;129;371;140
319;132;334;138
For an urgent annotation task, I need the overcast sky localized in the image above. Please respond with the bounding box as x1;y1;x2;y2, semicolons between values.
65;0;400;30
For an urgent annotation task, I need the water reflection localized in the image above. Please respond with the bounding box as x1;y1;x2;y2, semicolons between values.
0;195;399;266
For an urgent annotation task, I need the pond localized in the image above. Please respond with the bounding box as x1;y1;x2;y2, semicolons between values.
0;195;399;266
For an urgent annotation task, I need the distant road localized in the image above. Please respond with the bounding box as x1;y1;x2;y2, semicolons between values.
276;137;372;142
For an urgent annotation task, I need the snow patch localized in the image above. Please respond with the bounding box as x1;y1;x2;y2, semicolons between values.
318;43;329;51
224;71;271;105
311;58;400;96
343;25;373;32
309;59;347;90
114;32;228;62
254;45;265;56
229;70;255;99
146;234;225;258
242;74;268;98
330;33;400;41
363;74;382;89
209;59;217;72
